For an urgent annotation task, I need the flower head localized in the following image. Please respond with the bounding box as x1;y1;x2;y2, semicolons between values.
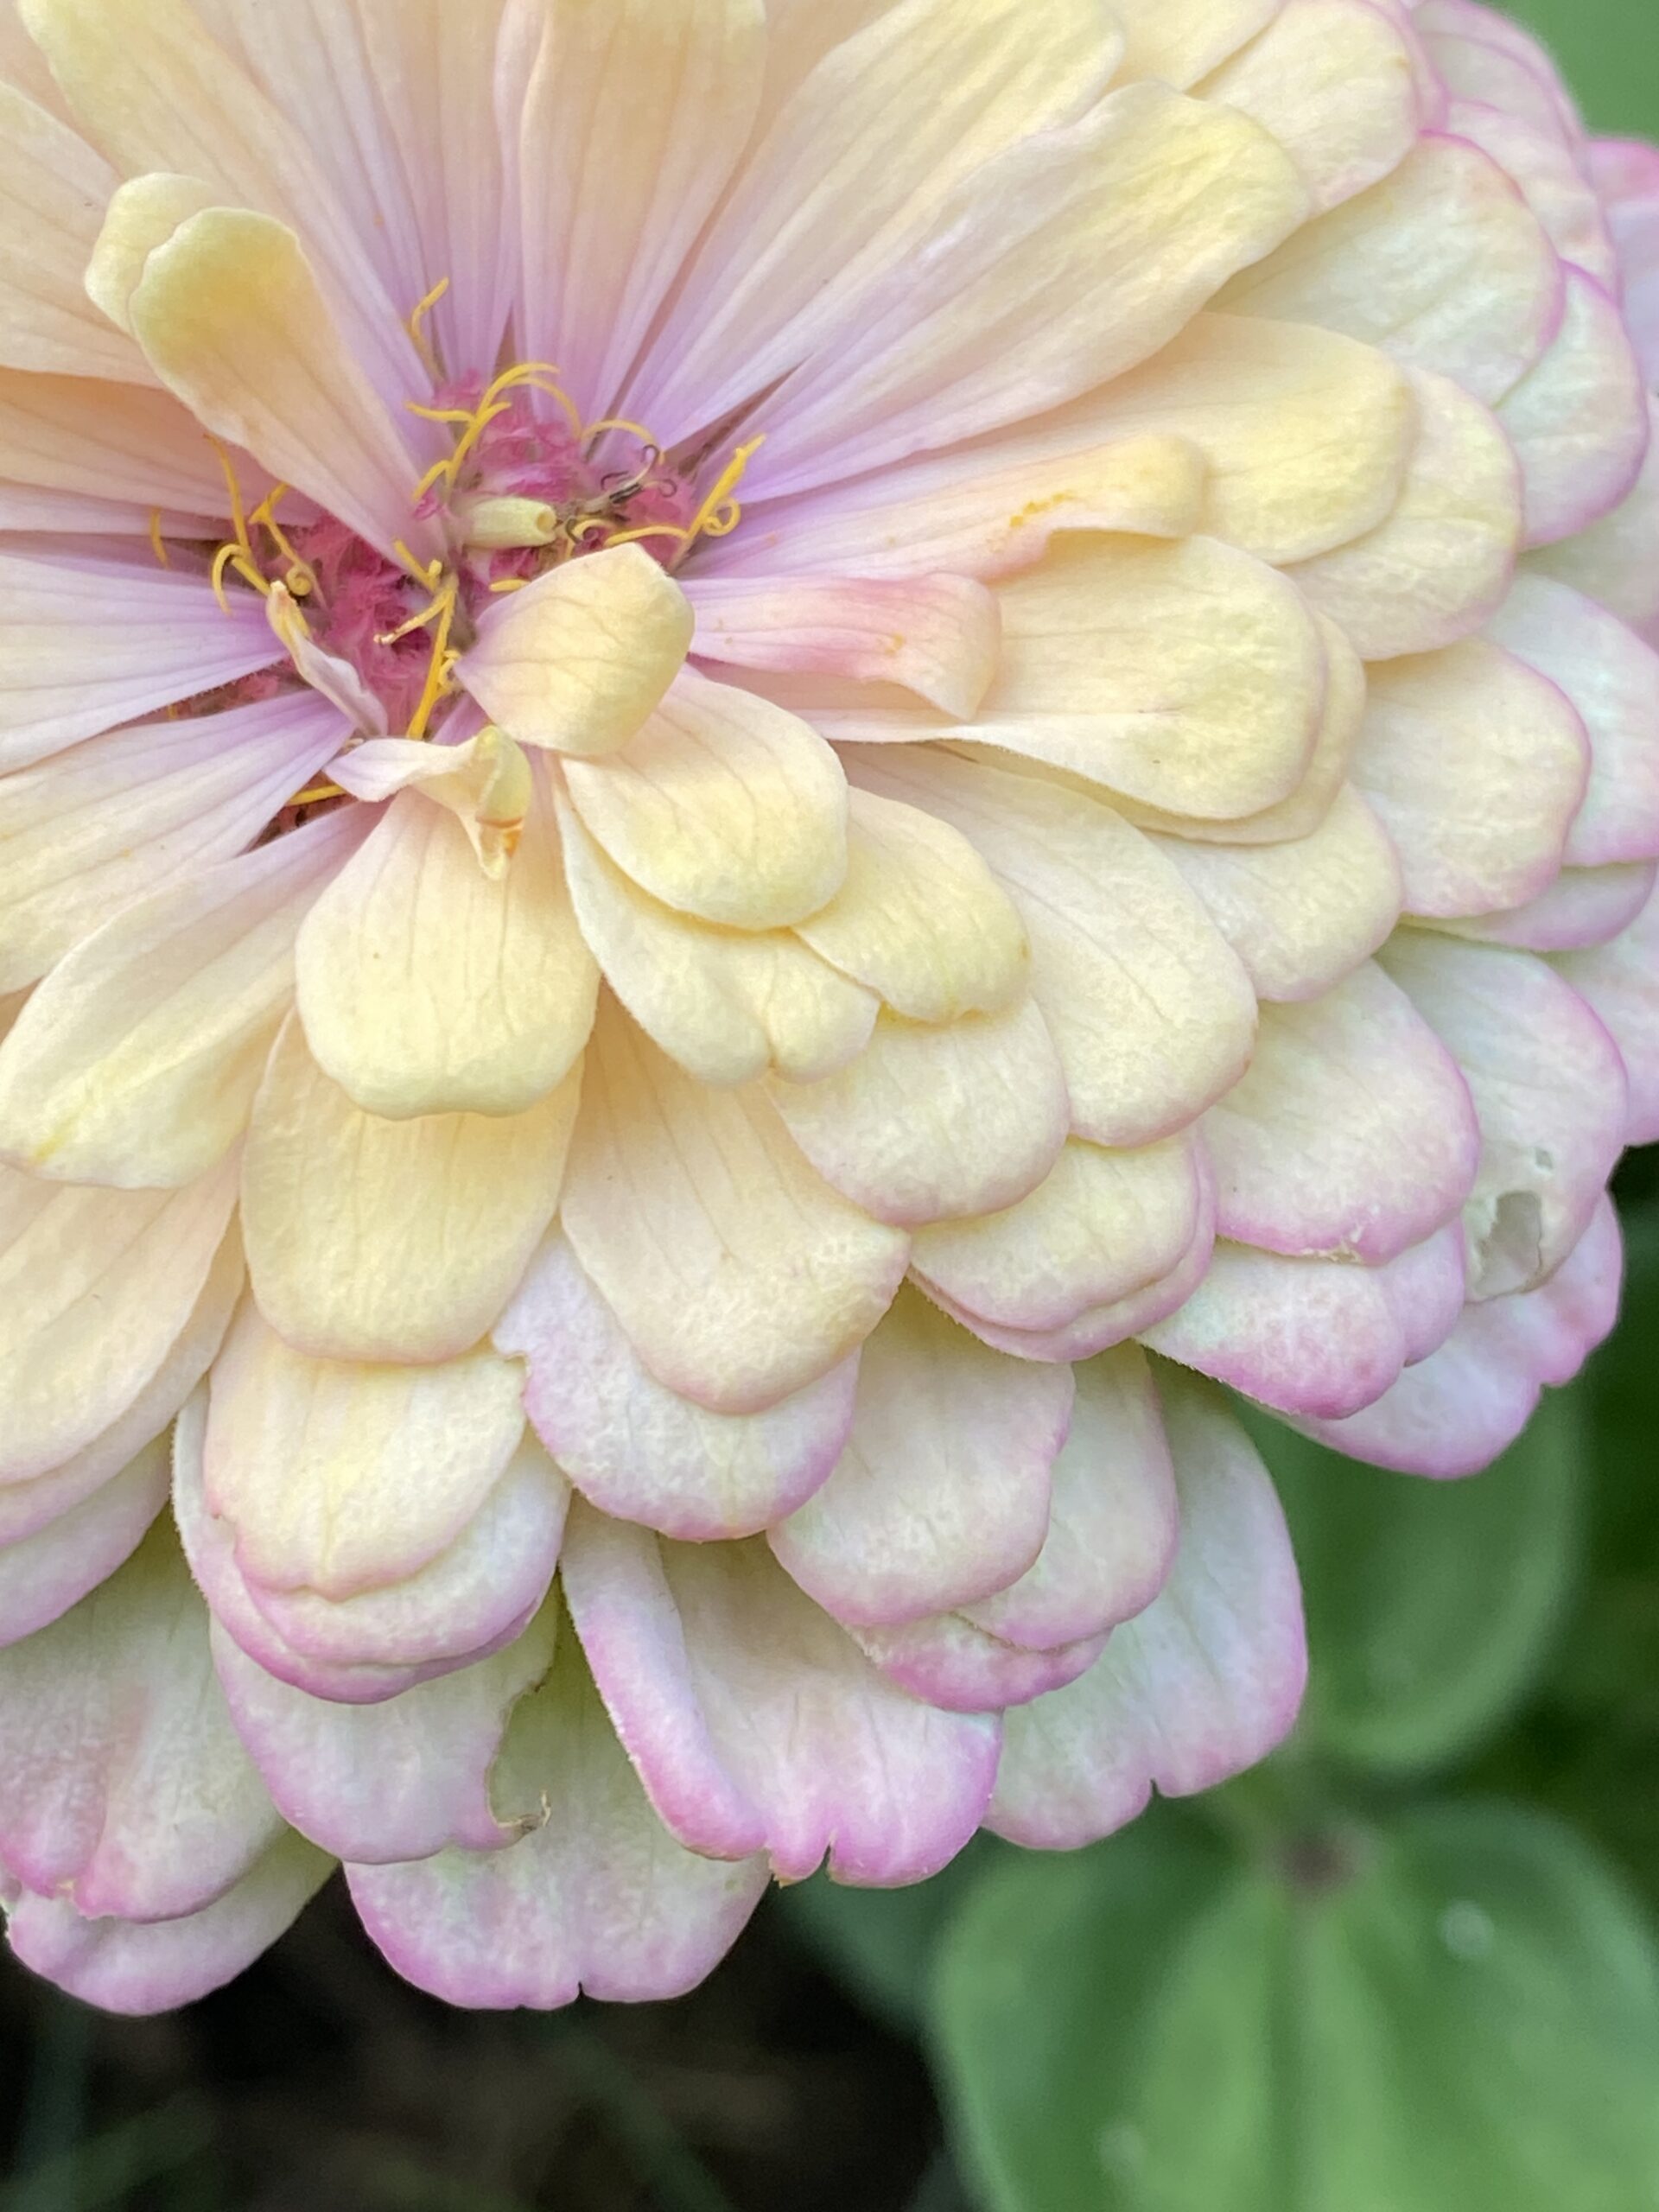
0;0;1655;2013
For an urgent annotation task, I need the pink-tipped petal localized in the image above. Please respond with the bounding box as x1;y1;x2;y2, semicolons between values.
988;1371;1306;1848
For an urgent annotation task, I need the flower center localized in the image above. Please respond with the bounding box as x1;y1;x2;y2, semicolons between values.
163;283;764;785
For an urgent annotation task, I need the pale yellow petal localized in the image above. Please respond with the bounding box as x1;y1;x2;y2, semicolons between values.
792;788;1028;1025
0;79;139;379
1148;784;1403;1001
1287;365;1522;658
558;795;876;1087
559;1001;909;1414
0;809;364;1188
243;1014;580;1365
295;785;598;1120
119;204;435;564
458;546;694;758
204;1299;529;1599
561;671;848;931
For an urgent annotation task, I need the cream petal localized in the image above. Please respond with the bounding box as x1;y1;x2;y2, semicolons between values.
962;1346;1179;1653
22;0;425;411
1220;131;1560;404
0;81;138;380
1556;874;1659;1144
0;1523;284;1921
348;1624;767;2009
686;574;1000;719
847;1612;1108;1713
0;1218;241;1545
989;1372;1305;1850
0;1437;170;1649
1352;637;1590;918
1148;785;1402;1002
911;1134;1205;1338
458;545;694;758
1441;862;1659;956
0;547;278;772
358;0;519;373
1380;932;1628;1299
1486;574;1659;869
1131;609;1364;848
559;1002;909;1414
203;1300;529;1599
326;727;535;875
119;203;436;564
925;1152;1218;1365
1022;312;1414;567
510;0;764;417
496;1230;859;1541
849;747;1257;1147
558;797;876;1087
791;786;1028;1026
1497;267;1649;549
1526;400;1659;632
0;365;251;515
562;671;849;931
1446;99;1616;289
1199;0;1421;214
768;998;1070;1229
0;807;365;1187
563;1507;1000;1884
718;429;1205;586
631;0;1119;433
243;1014;579;1365
961;536;1325;822
0;1155;238;1484
1296;1195;1622;1476
742;80;1306;499
1142;1227;1466;1420
1111;0;1281;86
0;690;346;995
176;1389;560;1700
1203;960;1479;1263
1287;365;1522;658
769;1288;1071;1629
295;785;597;1119
5;1831;331;2017
213;1599;557;1866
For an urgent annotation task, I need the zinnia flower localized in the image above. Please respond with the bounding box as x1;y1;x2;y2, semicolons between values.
0;0;1654;2016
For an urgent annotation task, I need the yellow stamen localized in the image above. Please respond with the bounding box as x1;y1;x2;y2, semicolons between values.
407;577;461;742
249;485;317;600
147;509;170;569
289;781;345;809
489;576;532;594
404;360;585;507
405;276;451;376
582;416;660;448
686;435;766;543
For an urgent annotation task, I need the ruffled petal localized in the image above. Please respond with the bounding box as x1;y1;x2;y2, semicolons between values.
242;1013;581;1364
988;1371;1305;1849
562;1505;1000;1884
768;1287;1072;1628
497;1230;859;1541
559;1001;908;1414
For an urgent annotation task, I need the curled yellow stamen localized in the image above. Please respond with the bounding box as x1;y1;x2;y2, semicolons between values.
582;416;660;448
249;485;317;600
405;276;451;376
289;780;345;809
405;361;585;507
147;509;170;569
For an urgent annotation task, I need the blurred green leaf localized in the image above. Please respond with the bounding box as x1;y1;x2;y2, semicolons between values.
0;2097;212;2212
1505;0;1659;142
1245;1388;1582;1777
935;1802;1659;2212
775;1840;995;2033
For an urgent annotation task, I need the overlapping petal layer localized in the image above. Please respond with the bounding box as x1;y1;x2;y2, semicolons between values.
0;0;1650;2017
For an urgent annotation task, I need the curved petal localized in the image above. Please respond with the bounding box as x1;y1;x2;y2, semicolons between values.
989;1371;1305;1849
769;1287;1071;1629
496;1230;858;1542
